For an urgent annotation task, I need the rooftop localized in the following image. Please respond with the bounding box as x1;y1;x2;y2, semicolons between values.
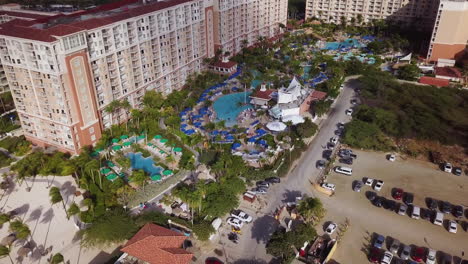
212;60;238;69
250;89;276;100
0;0;193;42
121;223;192;264
435;67;463;79
419;76;450;87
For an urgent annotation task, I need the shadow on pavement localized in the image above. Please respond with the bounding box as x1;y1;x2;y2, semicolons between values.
231;258;268;264
281;189;302;204
250;215;278;244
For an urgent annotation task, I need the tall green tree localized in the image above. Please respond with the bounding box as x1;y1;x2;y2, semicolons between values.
297;197;326;224
0;245;13;264
49;187;69;219
9;220;30;240
67;202;80;217
50;253;64;264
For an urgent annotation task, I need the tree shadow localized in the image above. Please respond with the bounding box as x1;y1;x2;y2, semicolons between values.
250;215;278;244
61;181;76;202
28;206;43;222
88;247;122;264
281;189;303;204
14;203;30;220
41;208;54;224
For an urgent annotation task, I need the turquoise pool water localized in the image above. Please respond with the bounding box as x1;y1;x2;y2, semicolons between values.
251;80;262;88
213;92;252;127
324;38;363;50
303;66;311;80
127;152;162;176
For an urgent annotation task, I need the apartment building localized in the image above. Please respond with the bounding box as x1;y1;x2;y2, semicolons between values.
427;0;468;62
305;0;439;30
0;4;56;93
0;0;287;154
212;0;288;55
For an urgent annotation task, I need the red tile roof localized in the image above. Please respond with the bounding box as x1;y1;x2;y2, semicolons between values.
435;67;462;79
310;90;327;100
0;0;193;42
419;76;450;87
212;60;238;69
250;89;276;100
0;10;51;20
121;223;192;264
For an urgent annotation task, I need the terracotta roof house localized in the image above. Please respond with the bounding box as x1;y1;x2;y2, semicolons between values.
118;223;193;264
209;59;238;76
419;76;450;87
435;67;463;82
250;85;277;107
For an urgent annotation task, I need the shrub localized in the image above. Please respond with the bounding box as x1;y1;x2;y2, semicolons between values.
192;221;215;241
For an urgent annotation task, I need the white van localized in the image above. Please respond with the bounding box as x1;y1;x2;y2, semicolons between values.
433;212;444;225
411;206;420;219
334;166;353;176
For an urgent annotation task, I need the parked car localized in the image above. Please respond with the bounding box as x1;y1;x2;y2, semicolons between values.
327;142;336;149
412;247;425;262
444;163;452;173
334;130;343;136
321;182;336;192
448;220;457;233
351;99;358;105
353;181;363;192
369;247;381;263
392;188;403;200
427;197;438;210
339;149;353;157
398;203;408;215
349;153;357;159
400;245;411;260
383;200;397;211
265;177;280;184
389;239;400;254
231;210;253;223
253;187;267;194
373;196;384;208
381;251;393;264
453;205;464;218
365;178;374;186
453;167;463;176
323;150;333;160
403;193;414;205
441;201;452;214
256;181;269;189
337;122;345;129
316;160;326;169
227;217;244;229
325;222;337;235
330;137;338;144
420;208;432;221
339;158;353;165
206;259;223;264
367;191;377;201
373;234;385;249
440;253;453;264
345;108;353;115
388;154;396;162
374;180;384;191
426;248;437;264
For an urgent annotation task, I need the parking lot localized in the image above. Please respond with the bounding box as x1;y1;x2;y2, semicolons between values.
317;149;468;263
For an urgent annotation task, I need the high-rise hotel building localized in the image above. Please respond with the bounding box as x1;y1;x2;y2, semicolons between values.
0;0;287;154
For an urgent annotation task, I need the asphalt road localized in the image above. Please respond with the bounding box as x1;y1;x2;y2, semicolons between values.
218;78;358;263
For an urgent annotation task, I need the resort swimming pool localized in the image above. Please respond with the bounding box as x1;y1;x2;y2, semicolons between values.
127;152;162;176
213;92;252;127
324;38;364;50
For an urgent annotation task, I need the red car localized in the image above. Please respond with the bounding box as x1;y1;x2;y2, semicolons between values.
369;248;381;263
393;188;404;200
412;247;425;262
206;259;223;264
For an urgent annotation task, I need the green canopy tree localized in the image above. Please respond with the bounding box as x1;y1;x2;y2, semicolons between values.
0;245;13;264
397;64;420;81
67;202;80;217
49;187;69;219
297;197;326;224
9;220;30;240
50;253;64;264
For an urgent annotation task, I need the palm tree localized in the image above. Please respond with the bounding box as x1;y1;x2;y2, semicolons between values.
9;220;30;240
104;100;121;134
85;159;101;189
67;202;80;218
50;253;64;264
49;187;69;219
120;100;132;132
0;245;13;264
357;14;363;25
297;197;326;224
0;213;11;227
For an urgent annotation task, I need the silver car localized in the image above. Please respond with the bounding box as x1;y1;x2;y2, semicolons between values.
398;204;408;216
400;245;411;260
389;239;400;254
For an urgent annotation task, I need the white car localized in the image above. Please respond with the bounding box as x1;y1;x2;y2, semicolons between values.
321;182;336;191
325;222;337;235
448;220;457;233
426;248;437;264
365;178;374;186
231;210;253;223
381;251;393;264
345;109;353;116
252;187;267;195
330;137;338;144
444;163;452;173
388;154;396;162
227;217;244;229
374;180;384;191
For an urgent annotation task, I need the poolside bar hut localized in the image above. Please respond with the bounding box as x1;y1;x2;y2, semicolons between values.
112;138;119;143
120;135;129;140
163;170;173;177
106;173;118;181
112;145;122;151
150;174;162;182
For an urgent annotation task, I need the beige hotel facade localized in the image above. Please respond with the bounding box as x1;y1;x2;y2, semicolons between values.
0;0;287;154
